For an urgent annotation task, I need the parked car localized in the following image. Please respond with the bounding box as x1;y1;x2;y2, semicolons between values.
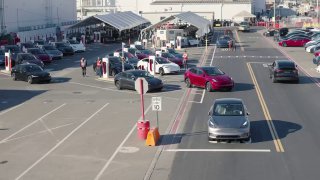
278;37;310;47
165;48;183;58
137;57;180;76
51;42;74;56
208;98;250;142
34;40;46;49
186;36;200;46
314;50;320;57
161;52;183;66
133;44;145;50
313;56;320;65
118;52;139;69
105;56;134;76
140;49;155;56
65;39;86;52
11;63;51;84
306;44;320;53
216;35;233;48
14;53;44;68
238;21;250;32
304;39;320;49
26;48;52;63
268;60;299;83
41;45;63;60
114;70;163;91
263;29;276;37
0;49;4;65
128;48;148;59
184;66;234;91
20;42;36;52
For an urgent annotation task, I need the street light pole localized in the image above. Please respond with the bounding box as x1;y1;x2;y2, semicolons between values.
274;0;276;28
221;0;224;27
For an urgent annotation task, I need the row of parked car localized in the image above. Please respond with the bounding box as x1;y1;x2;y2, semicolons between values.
0;39;86;67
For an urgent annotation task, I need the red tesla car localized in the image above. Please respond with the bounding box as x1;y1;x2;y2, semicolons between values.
184;66;234;91
278;37;310;47
27;48;52;63
314;50;320;57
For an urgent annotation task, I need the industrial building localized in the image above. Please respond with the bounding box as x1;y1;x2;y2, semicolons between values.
0;0;76;34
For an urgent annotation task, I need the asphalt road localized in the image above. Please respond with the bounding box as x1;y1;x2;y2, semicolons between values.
148;28;320;180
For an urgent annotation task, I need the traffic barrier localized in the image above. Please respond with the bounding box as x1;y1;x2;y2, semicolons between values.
4;52;12;72
145;127;160;146
137;120;150;140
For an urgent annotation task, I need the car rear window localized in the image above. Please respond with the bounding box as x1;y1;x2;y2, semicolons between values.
278;61;296;69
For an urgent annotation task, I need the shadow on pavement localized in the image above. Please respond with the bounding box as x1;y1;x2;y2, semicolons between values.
50;77;72;84
250;119;302;144
232;82;255;92
158;133;184;146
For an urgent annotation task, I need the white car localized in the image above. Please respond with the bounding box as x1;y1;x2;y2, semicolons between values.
137;57;180;75
306;45;316;53
65;39;86;52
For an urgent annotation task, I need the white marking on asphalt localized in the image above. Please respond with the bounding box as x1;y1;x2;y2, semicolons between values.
210;45;216;67
263;64;268;67
0;103;25;116
0;103;66;143
199;90;205;104
15;103;110;180
165;149;271;152
0;123;73;144
94;104;152;180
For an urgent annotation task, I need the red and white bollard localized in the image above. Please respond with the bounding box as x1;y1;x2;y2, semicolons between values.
4;52;12;72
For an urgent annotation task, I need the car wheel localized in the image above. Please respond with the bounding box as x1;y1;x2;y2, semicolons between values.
282;42;287;47
206;82;212;92
115;80;122;90
12;73;16;81
185;78;191;88
27;76;33;84
159;68;164;76
272;75;277;83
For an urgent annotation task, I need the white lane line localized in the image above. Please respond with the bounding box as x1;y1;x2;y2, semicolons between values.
94;104;152;180
0;103;25;116
0;123;73;144
39;119;58;142
15;103;110;180
210;45;216;67
165;149;271;152
199;90;206;104
0;103;66;143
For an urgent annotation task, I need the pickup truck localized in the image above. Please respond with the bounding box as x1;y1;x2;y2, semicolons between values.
238;21;250;32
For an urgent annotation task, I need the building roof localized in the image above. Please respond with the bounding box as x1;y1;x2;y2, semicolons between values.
68;11;150;31
232;10;256;18
141;11;211;37
151;0;252;5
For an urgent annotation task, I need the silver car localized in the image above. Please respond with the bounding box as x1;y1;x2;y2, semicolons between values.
208;98;250;142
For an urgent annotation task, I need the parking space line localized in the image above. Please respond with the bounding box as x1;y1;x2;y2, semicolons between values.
0;123;73;144
94;104;152;180
165;149;271;152
0;103;25;116
0;103;66;143
235;30;244;52
15;103;110;180
247;63;284;152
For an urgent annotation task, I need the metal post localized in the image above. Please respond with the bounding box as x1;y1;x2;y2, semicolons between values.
156;110;159;128
140;79;145;121
274;0;276;28
221;1;223;27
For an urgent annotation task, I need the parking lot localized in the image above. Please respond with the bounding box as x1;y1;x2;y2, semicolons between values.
1;26;320;180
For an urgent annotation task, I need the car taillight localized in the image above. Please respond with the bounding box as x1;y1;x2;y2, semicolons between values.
275;69;283;73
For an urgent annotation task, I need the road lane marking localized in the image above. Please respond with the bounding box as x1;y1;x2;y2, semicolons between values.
235;30;244;52
0;123;73;144
166;149;271;152
210;45;216;66
0;103;66;143
199;89;206;104
0;103;25;116
247;63;284;152
94;104;152;180
15;103;110;180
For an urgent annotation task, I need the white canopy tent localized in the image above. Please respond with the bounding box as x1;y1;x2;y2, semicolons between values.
232;10;256;23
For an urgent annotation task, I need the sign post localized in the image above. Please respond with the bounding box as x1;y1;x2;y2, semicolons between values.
152;97;162;128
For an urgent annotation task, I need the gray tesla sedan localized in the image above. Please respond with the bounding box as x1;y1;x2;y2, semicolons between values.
208;98;250;142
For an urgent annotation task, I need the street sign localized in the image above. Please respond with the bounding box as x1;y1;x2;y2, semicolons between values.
135;78;149;94
152;97;162;111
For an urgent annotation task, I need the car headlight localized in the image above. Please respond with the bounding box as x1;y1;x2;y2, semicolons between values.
31;75;39;77
241;121;249;128
208;120;217;128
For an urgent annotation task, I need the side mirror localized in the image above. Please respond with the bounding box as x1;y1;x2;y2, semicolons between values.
208;111;211;116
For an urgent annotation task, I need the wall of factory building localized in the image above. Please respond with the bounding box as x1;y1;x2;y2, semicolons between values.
3;0;76;33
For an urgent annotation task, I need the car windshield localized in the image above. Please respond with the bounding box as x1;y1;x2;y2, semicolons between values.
43;45;57;50
135;45;144;50
25;65;43;72
202;67;224;76
35;41;45;45
213;103;244;116
167;49;177;54
131;71;154;78
23;43;35;48
156;57;170;64
240;22;249;26
278;61;296;69
21;54;36;60
29;49;45;54
163;53;175;58
124;52;134;58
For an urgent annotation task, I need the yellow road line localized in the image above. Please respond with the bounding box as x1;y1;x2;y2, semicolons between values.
247;63;284;152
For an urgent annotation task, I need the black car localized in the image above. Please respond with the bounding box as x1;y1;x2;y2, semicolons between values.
118;52;139;69
108;56;134;76
313;56;320;66
0;49;4;65
53;42;74;56
11;63;51;84
216;35;233;48
21;42;36;52
14;53;44;68
166;48;182;58
263;29;276;37
114;70;163;91
268;60;299;83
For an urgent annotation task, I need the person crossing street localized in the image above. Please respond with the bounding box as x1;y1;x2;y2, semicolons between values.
182;50;188;70
80;57;87;77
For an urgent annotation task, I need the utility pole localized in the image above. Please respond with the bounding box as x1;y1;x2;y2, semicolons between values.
274;0;276;28
221;0;224;27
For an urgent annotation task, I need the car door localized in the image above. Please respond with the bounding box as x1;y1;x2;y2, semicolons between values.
14;65;22;80
20;66;28;81
125;72;136;90
195;68;206;88
187;68;197;86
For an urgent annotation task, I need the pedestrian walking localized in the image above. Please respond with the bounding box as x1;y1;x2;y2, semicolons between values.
80;57;87;77
233;40;237;51
228;40;232;51
182;50;188;70
96;57;102;77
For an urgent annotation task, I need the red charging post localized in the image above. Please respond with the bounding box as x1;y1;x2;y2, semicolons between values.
135;78;149;140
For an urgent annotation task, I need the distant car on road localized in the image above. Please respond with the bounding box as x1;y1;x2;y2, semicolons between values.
184;66;234;92
278;37;310;47
41;45;63;60
238;21;250;32
114;70;163;92
65;39;86;52
137;57;180;76
14;53;44;68
216;35;233;48
26;48;52;63
51;42;75;56
208;98;250;142
268;60;299;83
11;63;51;84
